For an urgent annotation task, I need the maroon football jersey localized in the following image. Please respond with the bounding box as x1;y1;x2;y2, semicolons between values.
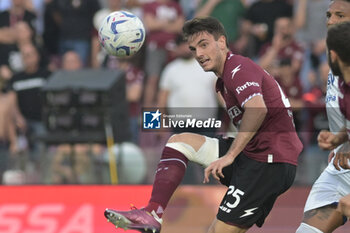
216;52;303;165
338;80;350;139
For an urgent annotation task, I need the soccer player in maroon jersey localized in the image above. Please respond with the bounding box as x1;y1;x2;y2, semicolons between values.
104;17;303;233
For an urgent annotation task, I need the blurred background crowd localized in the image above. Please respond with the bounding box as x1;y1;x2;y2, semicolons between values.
0;0;331;186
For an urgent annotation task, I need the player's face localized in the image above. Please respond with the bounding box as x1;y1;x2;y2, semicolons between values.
187;31;226;74
327;0;350;27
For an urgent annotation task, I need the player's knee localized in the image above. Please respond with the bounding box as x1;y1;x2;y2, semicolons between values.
296;223;323;233
166;136;219;167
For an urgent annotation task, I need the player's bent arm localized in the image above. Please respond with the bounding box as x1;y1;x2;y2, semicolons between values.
203;95;267;182
226;95;267;159
318;128;347;150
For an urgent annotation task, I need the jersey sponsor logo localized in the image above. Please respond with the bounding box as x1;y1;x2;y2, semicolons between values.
326;95;337;103
327;72;335;87
231;64;241;79
227;106;242;120
235;81;259;94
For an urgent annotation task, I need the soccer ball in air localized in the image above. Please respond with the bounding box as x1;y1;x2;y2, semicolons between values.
98;11;145;57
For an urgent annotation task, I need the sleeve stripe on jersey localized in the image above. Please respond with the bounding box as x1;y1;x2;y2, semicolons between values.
241;93;263;108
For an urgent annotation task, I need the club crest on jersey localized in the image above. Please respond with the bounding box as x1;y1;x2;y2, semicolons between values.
228;106;242;120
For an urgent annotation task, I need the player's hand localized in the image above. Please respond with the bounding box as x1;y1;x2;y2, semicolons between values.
318;130;338;150
337;194;350;217
333;142;350;170
203;154;234;183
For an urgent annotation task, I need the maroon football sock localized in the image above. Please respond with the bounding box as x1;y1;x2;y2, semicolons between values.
144;146;188;218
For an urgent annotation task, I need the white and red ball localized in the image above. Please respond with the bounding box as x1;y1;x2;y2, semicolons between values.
98;11;145;58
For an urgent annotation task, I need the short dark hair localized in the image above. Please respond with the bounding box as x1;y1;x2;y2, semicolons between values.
182;17;229;47
327;21;350;65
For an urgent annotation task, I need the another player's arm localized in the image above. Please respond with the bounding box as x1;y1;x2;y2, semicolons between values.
337;194;350;217
204;95;267;182
333;141;350;170
318;128;347;150
318;128;349;170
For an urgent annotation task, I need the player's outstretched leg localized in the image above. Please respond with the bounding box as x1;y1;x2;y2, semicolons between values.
104;133;211;232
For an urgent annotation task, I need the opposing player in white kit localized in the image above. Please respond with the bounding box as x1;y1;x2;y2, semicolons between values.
326;21;350;218
296;1;350;232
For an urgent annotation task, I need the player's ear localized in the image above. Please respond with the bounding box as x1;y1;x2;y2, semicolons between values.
329;49;338;63
218;35;227;49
